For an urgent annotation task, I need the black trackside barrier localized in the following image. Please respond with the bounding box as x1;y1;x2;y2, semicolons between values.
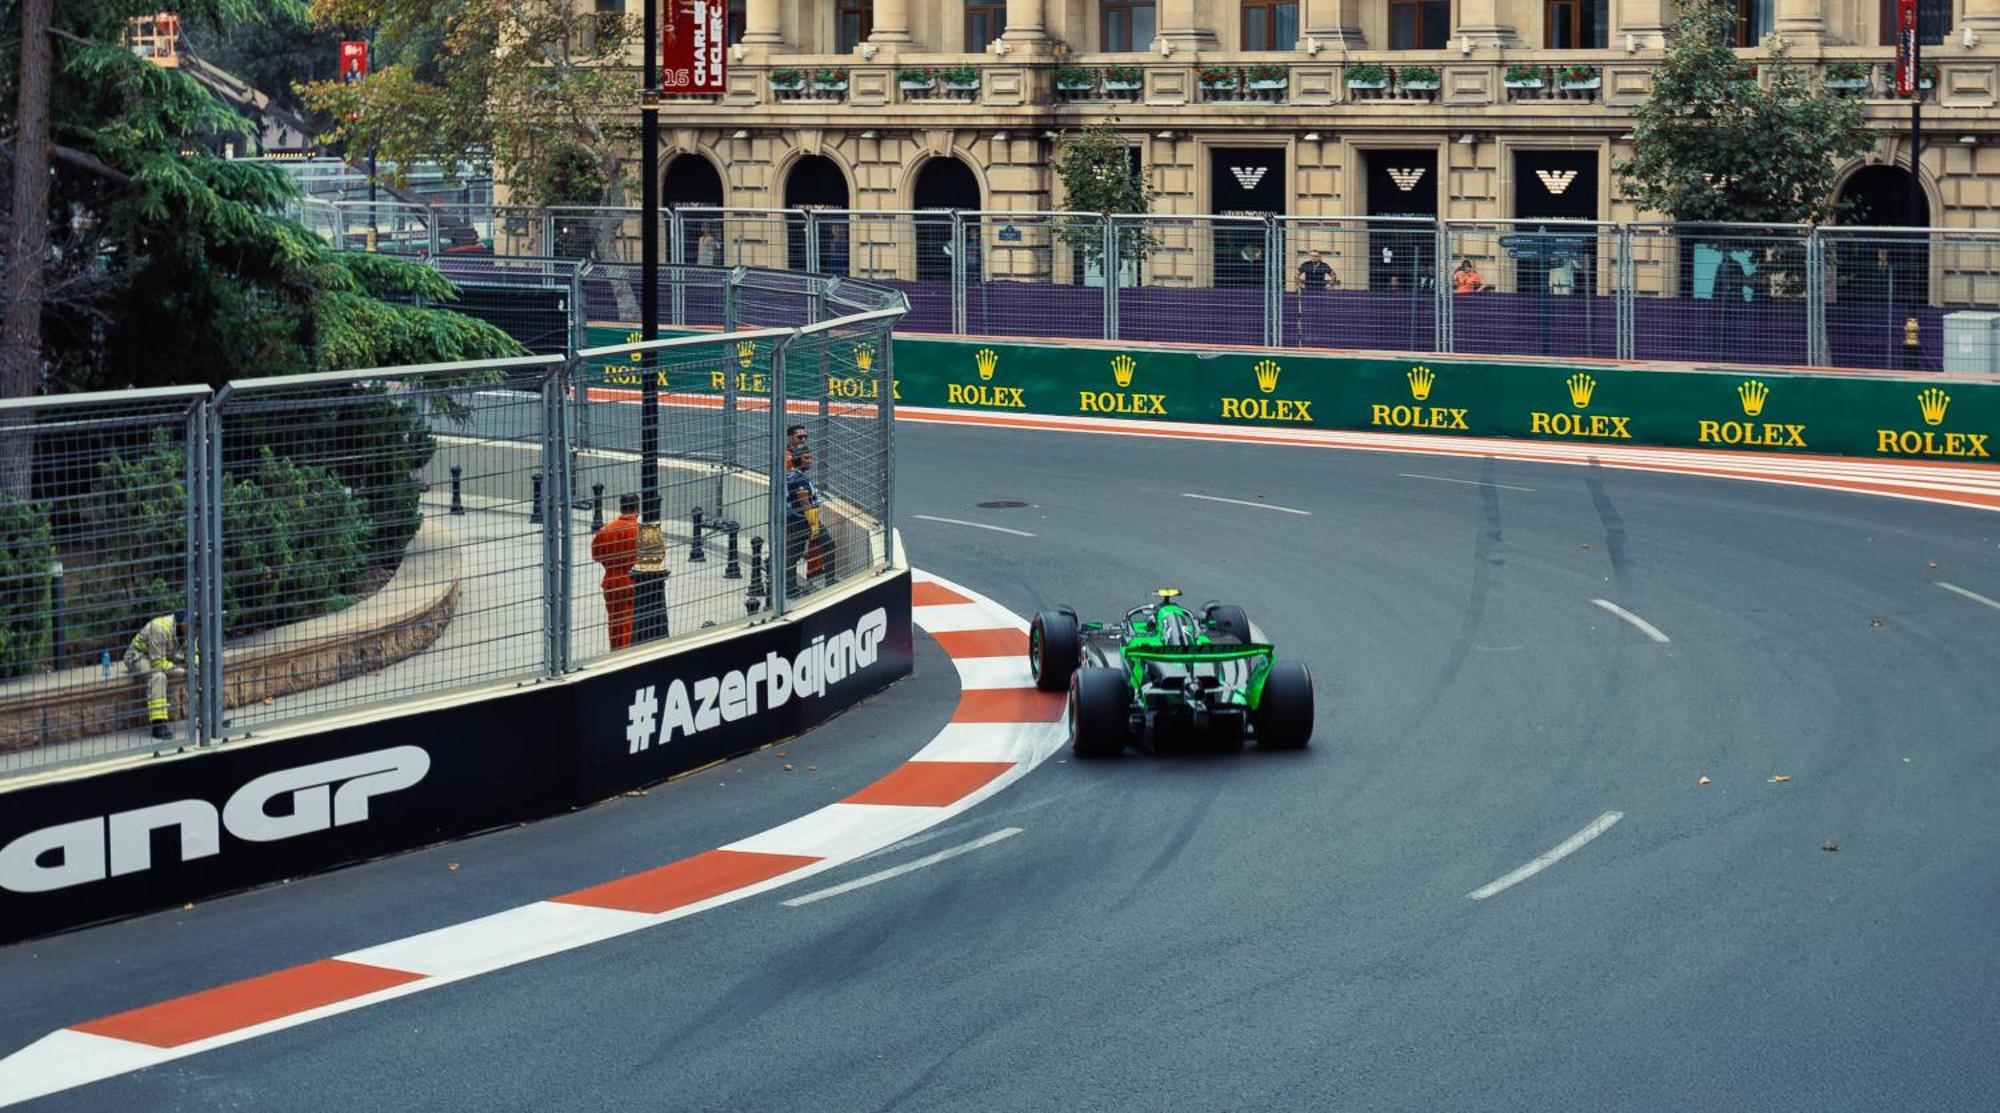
530;470;545;524
746;536;766;615
450;464;466;515
0;570;914;943
723;521;742;579
689;507;706;563
591;482;605;532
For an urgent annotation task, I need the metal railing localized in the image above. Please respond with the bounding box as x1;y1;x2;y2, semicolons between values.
297;201;1997;374
0;265;905;777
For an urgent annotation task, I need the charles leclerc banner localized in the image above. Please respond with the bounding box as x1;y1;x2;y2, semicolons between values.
1893;0;1918;97
662;0;727;95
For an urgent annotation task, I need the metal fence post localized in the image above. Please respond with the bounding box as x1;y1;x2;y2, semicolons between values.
951;211;968;335
202;393;228;744
768;333;796;620
805;210;821;275
668;208;688;328
541;211;556;258
549;361;574;675
1264;214;1282;349
1806;225;1828;366
880;320;896;569
1103;216;1119;341
1434;221;1453;354
183;399;212;746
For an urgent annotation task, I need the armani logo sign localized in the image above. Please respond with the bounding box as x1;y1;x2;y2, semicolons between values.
1230;166;1269;190
1386;167;1426;191
1535;169;1578;195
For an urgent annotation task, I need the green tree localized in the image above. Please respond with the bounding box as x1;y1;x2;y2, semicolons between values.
1053;124;1158;281
1618;4;1871;225
0;493;55;677
300;0;637;211
1;0;525;489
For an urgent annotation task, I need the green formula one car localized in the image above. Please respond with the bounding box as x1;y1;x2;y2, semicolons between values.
1029;589;1314;758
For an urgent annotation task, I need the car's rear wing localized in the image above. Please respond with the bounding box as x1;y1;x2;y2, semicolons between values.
1122;643;1275;664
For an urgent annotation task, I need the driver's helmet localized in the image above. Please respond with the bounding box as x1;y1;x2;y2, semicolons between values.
1156;605;1198;648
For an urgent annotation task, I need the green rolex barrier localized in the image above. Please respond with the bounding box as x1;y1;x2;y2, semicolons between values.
580;325;1997;464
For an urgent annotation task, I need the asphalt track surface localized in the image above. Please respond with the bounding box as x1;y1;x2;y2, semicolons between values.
8;420;2000;1110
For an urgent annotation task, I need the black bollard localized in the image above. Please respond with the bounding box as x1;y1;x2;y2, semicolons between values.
449;465;466;515
590;482;605;532
723;520;742;579
688;506;706;563
745;536;765;614
529;471;544;524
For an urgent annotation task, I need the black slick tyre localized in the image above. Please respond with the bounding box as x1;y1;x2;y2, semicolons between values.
1255;661;1314;750
1204;604;1252;645
1069;667;1131;759
1030;610;1081;692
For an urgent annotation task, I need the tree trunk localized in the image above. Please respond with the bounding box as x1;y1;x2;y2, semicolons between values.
1;0;56;496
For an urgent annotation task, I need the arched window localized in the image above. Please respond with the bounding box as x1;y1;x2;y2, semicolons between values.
1242;1;1299;50
837;1;873;52
967;3;1004;48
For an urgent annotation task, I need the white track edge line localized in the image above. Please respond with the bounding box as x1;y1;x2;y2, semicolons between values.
1468;811;1626;901
1936;581;2000;613
1591;599;1671;643
781;828;1024;907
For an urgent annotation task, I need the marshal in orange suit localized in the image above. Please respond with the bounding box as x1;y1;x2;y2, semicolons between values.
592;493;643;649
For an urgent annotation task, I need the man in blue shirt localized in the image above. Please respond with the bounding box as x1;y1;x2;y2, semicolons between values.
784;448;822;597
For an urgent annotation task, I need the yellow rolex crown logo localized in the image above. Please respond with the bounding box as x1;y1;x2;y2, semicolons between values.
1111;353;1137;388
1918;387;1950;426
1738;379;1769;417
1567;372;1597;409
1408;365;1435;402
626;330;644;363
1254;359;1282;394
736;340;757;369
853;342;875;372
975;347;999;381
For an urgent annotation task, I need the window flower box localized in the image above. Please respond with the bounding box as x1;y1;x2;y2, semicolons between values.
1398;65;1440;92
1557;65;1599;90
897;67;935;92
770;68;805;92
1248;64;1288;91
938;65;980;91
1346;63;1388;91
1823;61;1868;90
811;68;849;92
1056;66;1096;92
1197;67;1239;90
1104;65;1143;91
1503;64;1544;89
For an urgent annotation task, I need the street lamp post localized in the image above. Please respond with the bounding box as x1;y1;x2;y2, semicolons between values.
632;0;669;641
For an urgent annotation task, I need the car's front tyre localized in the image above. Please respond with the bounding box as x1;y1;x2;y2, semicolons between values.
1069;667;1131;759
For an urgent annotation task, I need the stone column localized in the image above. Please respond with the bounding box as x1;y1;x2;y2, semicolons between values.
1774;0;1826;42
870;0;913;44
1455;0;1518;48
1003;0;1048;43
1299;0;1364;49
740;0;782;46
1617;0;1671;49
1156;0;1218;52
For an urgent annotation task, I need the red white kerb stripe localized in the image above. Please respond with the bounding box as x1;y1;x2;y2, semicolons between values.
0;572;1063;1109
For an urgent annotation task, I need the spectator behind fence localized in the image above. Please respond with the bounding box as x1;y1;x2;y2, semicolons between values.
593;493;642;650
1297;250;1336;291
1453;259;1487;294
787;423;808;469
785;448;826;598
125;609;191;740
697;227;720;266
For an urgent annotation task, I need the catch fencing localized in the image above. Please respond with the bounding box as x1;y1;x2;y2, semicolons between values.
306;197;1998;375
0;266;904;777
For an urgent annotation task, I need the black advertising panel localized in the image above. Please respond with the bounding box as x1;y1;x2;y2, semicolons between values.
0;685;570;942
570;570;914;800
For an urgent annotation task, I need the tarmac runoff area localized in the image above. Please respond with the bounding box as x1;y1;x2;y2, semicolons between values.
4;416;2000;1111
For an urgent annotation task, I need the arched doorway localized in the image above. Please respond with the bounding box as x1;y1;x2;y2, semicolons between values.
783;155;850;274
1834;164;1929;304
664;154;724;264
912;156;980;283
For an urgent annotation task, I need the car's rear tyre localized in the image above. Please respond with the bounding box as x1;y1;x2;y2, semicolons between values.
1030;610;1080;692
1069;667;1131;759
1255;661;1314;750
1204;604;1252;645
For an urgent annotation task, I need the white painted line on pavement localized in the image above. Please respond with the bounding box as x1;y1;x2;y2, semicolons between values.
782;828;1024;908
912;514;1036;538
1468;811;1625;901
1936;581;2000;614
1180;492;1312;515
1592;599;1671;643
1398;473;1537;493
